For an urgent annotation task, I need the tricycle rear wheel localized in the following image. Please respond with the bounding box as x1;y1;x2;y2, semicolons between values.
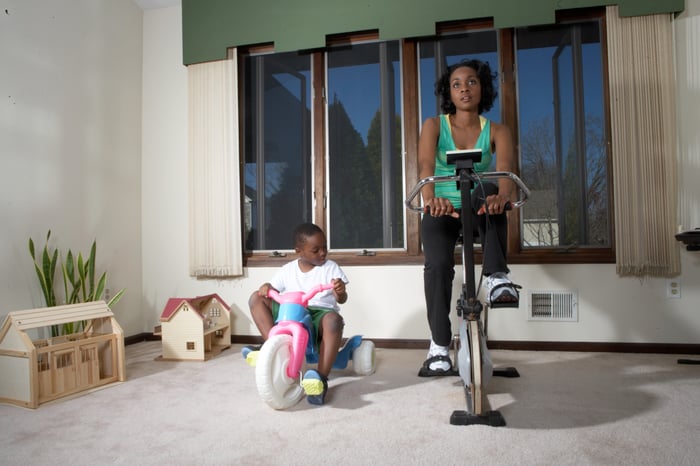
353;340;376;375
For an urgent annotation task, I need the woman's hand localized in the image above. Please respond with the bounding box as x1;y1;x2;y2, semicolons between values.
424;197;460;218
478;193;512;215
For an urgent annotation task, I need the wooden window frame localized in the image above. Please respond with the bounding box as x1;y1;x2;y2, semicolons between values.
240;8;614;267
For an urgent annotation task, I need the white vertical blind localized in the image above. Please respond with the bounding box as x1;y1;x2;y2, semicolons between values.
187;50;243;277
675;8;700;233
606;6;680;277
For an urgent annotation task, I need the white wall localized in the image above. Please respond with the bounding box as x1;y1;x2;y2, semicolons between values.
2;1;699;346
138;3;700;345
0;0;143;335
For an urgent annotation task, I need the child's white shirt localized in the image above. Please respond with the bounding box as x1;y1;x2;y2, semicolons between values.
269;259;348;311
270;259;349;311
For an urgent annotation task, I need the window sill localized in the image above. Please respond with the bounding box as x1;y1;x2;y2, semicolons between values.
243;247;614;267
244;251;425;267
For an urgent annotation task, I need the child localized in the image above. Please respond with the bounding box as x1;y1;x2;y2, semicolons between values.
245;222;348;405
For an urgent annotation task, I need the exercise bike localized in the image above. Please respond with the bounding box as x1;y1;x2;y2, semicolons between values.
406;148;530;426
254;283;376;410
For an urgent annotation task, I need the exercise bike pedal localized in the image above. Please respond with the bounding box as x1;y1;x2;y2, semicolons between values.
488;301;520;309
450;409;506;427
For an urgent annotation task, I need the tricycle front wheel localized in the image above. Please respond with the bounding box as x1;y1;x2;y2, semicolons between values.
256;334;304;409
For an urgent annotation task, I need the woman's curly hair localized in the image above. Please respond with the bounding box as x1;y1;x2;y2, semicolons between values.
435;59;498;115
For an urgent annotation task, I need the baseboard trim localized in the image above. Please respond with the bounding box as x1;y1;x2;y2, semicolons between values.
123;333;700;355
124;333;161;345
486;340;700;354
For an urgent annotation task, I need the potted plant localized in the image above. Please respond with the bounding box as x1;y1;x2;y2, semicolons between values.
28;230;125;336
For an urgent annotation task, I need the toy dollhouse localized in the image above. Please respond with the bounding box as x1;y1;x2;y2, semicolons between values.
157;294;231;361
0;300;125;409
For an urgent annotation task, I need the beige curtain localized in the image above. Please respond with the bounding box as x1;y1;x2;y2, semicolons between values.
606;6;680;277
187;50;243;277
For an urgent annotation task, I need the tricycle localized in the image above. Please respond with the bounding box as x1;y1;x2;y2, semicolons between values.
252;283;376;409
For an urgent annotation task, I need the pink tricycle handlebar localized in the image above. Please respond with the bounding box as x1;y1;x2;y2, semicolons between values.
267;282;335;307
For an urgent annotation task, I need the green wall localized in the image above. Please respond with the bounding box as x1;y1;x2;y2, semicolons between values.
182;0;684;65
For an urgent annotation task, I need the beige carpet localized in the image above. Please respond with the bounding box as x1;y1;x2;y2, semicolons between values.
1;341;699;465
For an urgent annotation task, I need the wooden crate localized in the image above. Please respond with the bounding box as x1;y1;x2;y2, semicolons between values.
0;301;125;408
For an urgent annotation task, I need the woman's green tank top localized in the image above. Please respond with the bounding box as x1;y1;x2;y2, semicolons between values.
433;114;493;209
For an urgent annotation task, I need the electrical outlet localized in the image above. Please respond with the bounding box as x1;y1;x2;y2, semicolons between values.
105;288;111;301
666;280;681;299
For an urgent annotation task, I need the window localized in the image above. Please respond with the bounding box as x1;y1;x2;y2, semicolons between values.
515;19;610;250
241;40;403;254
241;51;312;251
327;41;403;250
239;8;613;265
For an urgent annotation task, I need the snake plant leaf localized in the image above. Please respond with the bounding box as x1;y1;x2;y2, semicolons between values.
33;262;53;307
42;242;58;307
93;272;107;302
88;240;97;298
62;250;83;304
41;248;52;295
50;249;58;305
77;253;87;302
64;250;75;284
107;288;126;308
62;251;71;305
28;231;57;307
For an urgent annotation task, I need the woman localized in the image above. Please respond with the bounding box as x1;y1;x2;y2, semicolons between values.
417;59;520;377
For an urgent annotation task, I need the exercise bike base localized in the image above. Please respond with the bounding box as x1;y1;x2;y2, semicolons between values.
493;366;520;378
450;409;506;427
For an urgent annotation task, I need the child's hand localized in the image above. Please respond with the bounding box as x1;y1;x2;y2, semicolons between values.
332;278;347;304
332;278;345;293
258;283;274;298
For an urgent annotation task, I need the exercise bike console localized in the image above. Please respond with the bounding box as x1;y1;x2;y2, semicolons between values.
446;148;482;166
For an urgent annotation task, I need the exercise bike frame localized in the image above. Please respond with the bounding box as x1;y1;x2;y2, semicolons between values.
405;149;530;425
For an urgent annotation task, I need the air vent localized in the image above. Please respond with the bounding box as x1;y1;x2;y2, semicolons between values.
528;290;578;322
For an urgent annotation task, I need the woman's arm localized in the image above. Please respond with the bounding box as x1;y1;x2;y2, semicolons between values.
418;116;458;217
417;116;439;201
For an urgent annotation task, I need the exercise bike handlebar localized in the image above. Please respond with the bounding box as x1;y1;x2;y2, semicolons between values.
405;171;530;212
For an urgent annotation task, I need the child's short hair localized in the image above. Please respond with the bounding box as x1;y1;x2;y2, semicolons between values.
293;223;324;248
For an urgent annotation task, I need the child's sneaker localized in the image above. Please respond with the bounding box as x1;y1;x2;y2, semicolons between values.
241;345;261;367
301;369;328;405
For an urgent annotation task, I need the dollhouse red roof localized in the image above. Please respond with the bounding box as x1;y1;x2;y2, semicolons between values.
159;293;229;322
